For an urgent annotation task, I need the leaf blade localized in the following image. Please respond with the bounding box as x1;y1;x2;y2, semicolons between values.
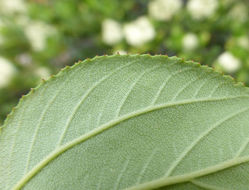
1;55;249;190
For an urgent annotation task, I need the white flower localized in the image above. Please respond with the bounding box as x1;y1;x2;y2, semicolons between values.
24;21;56;51
187;0;218;19
217;52;241;73
237;36;249;49
182;33;199;51
229;3;248;23
124;16;155;47
102;19;123;45
114;50;127;55
0;57;16;88
35;67;51;80
149;0;182;21
0;0;27;14
16;54;32;66
15;15;30;26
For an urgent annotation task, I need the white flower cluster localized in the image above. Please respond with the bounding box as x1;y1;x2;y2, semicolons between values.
237;36;249;50
229;3;248;23
182;33;199;51
102;19;123;45
148;0;182;21
0;0;27;14
0;57;16;88
35;67;51;80
102;17;155;47
17;53;32;66
187;0;218;19
217;52;241;73
124;17;155;47
24;21;57;52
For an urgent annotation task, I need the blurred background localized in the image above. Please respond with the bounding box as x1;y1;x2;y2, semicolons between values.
0;0;249;125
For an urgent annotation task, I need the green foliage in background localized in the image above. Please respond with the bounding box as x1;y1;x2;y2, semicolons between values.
0;0;249;124
1;55;249;189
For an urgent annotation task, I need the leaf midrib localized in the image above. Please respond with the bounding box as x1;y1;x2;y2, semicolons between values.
13;95;249;190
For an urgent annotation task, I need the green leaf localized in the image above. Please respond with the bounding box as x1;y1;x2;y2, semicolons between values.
1;55;249;190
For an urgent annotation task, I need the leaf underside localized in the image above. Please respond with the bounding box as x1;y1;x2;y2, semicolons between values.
1;55;249;190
